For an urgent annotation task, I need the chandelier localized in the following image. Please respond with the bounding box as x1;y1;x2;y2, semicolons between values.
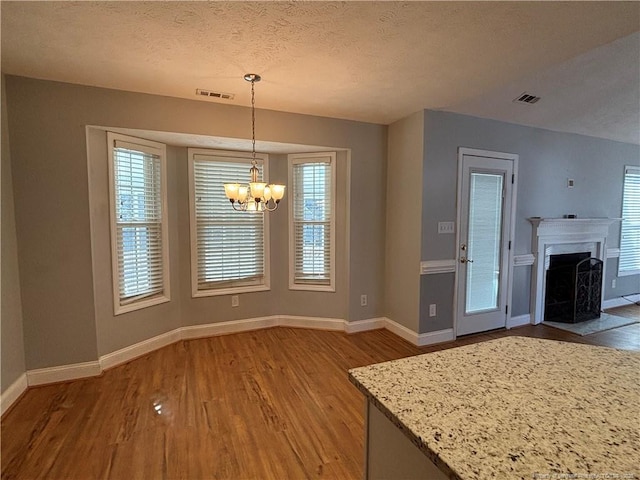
223;73;285;212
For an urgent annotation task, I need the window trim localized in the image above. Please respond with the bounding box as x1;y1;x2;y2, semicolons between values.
188;148;271;297
618;165;640;277
107;132;170;315
288;152;336;292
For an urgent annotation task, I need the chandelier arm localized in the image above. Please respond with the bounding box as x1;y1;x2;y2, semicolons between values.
262;200;280;212
230;201;245;212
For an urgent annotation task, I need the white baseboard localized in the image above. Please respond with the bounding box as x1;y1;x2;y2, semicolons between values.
279;315;345;331
26;361;102;386
507;314;531;329
416;328;455;346
100;328;181;371
181;316;277;340
383;318;454;346
345;317;386;333
16;314;456;390
1;373;28;416
602;294;640;310
383;317;420;344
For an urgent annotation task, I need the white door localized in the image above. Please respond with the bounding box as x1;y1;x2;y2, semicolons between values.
456;149;517;336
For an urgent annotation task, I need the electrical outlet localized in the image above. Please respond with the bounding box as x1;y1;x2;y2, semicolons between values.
231;295;239;307
612;279;617;289
360;294;368;307
429;304;436;317
438;222;455;234
567;178;575;188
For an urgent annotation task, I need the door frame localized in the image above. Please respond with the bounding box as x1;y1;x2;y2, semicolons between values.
454;147;519;338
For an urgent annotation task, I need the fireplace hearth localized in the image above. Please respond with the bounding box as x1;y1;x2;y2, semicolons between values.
544;253;603;323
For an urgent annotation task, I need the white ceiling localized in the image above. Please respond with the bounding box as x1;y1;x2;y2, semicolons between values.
2;1;639;144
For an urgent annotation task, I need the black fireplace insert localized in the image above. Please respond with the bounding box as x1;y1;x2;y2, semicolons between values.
544;253;603;323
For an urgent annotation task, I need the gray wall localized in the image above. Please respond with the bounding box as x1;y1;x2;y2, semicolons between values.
5;75;387;368
6;77;99;370
384;111;424;331
1;75;26;392
420;110;640;331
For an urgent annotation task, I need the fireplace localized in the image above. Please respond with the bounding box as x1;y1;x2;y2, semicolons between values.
528;218;616;325
544;252;603;323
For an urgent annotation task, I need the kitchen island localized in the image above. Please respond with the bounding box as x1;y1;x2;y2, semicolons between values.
348;336;639;479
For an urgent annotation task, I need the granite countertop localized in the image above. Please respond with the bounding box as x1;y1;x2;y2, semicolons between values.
348;336;640;479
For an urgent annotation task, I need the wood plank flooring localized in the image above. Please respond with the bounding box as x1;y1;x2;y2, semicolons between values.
2;305;638;479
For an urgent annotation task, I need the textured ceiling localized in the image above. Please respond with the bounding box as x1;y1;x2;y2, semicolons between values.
2;1;639;144
447;32;640;145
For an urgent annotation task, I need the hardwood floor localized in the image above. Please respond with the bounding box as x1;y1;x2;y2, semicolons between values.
2;306;638;479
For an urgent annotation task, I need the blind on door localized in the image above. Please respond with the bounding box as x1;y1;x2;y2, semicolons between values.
619;166;640;276
193;156;265;289
113;144;164;303
291;160;332;285
466;172;504;314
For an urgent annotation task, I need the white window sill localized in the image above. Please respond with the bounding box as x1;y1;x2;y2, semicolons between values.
114;294;170;316
192;284;270;298
288;283;335;293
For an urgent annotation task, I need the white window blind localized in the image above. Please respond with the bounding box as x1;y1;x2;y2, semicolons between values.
108;133;169;314
619;165;640;276
190;151;268;295
289;153;335;290
466;172;504;313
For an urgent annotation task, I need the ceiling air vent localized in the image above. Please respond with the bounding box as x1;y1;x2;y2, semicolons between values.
513;92;541;105
196;89;235;100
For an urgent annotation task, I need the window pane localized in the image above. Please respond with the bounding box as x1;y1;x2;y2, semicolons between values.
291;159;333;285
113;146;164;302
192;156;265;290
619;166;640;275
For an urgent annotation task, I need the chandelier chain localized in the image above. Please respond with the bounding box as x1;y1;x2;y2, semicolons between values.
251;79;257;166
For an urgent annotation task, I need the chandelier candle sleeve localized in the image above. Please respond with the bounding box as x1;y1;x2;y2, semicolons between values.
270;184;285;201
224;183;240;201
250;182;267;199
222;73;286;212
238;186;248;202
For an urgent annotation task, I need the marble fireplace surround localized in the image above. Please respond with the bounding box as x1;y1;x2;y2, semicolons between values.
529;218;618;324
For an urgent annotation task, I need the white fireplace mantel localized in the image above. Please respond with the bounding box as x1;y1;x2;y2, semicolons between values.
528;218;620;324
528;217;617;238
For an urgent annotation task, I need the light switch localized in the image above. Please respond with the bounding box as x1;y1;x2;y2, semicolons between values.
438;222;455;234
